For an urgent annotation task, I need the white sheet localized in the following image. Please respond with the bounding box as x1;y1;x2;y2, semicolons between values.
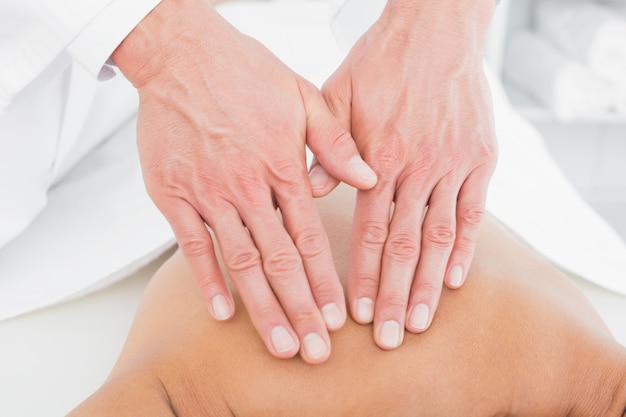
0;3;625;416
0;117;175;321
0;0;625;324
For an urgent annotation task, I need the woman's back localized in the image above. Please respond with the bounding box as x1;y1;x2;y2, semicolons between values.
70;186;626;417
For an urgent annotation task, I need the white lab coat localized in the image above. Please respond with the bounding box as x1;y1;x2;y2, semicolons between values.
0;0;379;249
0;0;160;248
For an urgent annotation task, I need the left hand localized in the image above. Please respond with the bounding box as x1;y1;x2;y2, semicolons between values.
310;0;498;349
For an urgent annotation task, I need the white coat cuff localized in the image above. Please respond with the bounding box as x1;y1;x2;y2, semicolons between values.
67;0;162;81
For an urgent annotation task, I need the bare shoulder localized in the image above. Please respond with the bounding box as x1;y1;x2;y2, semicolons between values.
67;364;175;417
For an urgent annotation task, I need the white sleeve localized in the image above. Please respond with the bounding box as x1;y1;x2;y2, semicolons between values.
0;0;160;112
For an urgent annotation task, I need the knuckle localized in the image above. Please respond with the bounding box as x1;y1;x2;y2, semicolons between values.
475;130;499;157
359;221;388;249
195;275;222;298
385;233;420;262
409;140;437;168
423;224;456;248
367;148;403;178
264;251;303;281
179;235;211;259
414;280;441;298
235;174;268;205
255;303;284;323
355;274;381;295
225;248;262;273
452;233;476;254
443;150;462;172
458;204;486;227
270;158;305;187
309;277;340;300
379;290;410;311
294;228;327;259
289;308;320;328
329;129;353;148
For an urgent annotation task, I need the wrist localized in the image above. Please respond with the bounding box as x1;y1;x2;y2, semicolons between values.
379;0;495;50
112;0;222;88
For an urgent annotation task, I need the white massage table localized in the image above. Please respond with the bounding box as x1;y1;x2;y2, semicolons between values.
1;2;625;416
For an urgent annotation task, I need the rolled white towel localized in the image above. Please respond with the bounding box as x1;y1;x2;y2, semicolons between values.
503;30;613;121
600;0;626;17
536;0;626;86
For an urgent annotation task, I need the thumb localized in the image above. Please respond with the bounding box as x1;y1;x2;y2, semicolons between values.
299;79;377;192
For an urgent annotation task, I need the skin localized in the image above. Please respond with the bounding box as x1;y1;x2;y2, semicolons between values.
112;0;377;364
111;0;498;361
68;184;626;417
311;0;498;349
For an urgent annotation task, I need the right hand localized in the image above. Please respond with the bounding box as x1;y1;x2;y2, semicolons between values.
112;0;377;364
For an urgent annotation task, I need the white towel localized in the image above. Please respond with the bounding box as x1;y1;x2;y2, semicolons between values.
601;0;626;17
503;30;613;121
536;0;626;87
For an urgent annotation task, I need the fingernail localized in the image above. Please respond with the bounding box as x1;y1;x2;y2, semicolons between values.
303;332;329;361
349;155;377;182
211;295;232;320
409;304;430;331
309;165;329;190
355;297;375;323
447;264;464;288
271;326;297;354
379;320;402;349
321;303;344;330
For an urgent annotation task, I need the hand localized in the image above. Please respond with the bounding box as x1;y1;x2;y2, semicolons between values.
112;0;377;364
312;0;497;349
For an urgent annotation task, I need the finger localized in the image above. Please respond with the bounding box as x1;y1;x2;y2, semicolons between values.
241;195;331;364
164;199;234;321
209;204;301;360
276;180;346;332
299;80;377;191
444;166;491;290
406;177;458;334
348;184;395;325
308;156;341;198
373;182;428;349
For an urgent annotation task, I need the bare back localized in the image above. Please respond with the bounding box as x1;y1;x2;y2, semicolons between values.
69;185;626;417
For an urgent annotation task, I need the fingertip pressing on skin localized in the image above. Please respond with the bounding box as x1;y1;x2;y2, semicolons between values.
354;297;375;324
321;302;345;331
210;294;234;321
270;326;299;357
377;320;403;350
446;264;465;289
407;303;430;333
302;332;331;363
